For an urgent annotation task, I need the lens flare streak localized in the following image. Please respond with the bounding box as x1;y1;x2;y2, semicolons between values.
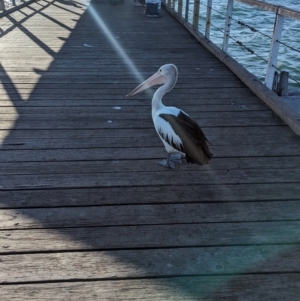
87;3;144;83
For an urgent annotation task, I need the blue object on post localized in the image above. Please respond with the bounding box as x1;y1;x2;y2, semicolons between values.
144;0;161;17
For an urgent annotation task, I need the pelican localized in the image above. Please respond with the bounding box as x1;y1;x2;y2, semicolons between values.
126;64;212;169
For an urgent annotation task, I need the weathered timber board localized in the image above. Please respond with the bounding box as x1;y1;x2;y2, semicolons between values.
1;221;300;253
0;81;248;89
1;274;300;301
0;97;266;106
1;156;300;175
1;183;300;208
1;133;298;150
1;168;300;190
0;126;294;140
1;245;300;283
0;117;286;129
1;201;300;230
0;110;274;119
1;144;300;164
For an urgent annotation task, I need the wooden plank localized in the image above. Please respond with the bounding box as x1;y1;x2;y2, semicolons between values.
0;110;274;120
0;96;267;106
1;132;299;150
2;200;300;230
0;167;300;190
0;117;286;129
1;156;300;175
0;88;259;97
1;274;300;301
0;75;252;83
0;52;247;60
1;144;300;165
1;126;293;140
1;221;300;253
1;245;300;283
0;82;248;91
1;183;299;209
1;72;240;82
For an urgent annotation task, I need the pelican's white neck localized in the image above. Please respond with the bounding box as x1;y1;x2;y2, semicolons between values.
152;86;165;113
151;72;177;113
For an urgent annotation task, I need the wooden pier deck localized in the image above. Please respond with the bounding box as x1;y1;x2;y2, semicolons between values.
1;0;300;299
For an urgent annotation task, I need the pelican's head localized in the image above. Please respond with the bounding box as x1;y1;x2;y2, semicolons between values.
126;64;178;98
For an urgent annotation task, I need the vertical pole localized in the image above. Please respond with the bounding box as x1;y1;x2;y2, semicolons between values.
167;0;171;7
222;0;233;52
272;71;279;92
185;0;190;22
193;0;200;29
277;71;289;96
172;0;175;10
178;0;183;17
265;12;285;89
205;0;212;39
0;0;5;11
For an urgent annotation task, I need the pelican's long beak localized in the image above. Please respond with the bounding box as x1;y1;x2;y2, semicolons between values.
126;72;166;98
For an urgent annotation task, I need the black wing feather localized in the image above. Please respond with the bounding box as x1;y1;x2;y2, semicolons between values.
159;111;212;165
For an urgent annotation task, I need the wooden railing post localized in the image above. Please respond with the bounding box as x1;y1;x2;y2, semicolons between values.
265;12;285;89
178;0;183;16
205;0;212;38
193;0;200;29
222;0;233;52
185;0;190;21
278;71;289;96
171;0;175;10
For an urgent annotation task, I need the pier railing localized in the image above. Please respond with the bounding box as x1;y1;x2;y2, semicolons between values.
163;0;300;96
0;0;33;15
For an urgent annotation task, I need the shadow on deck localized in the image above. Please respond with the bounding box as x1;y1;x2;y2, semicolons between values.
1;0;300;299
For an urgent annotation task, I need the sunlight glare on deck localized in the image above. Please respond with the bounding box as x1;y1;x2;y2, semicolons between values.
86;2;145;84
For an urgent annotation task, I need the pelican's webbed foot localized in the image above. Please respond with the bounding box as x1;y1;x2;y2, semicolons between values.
157;153;184;169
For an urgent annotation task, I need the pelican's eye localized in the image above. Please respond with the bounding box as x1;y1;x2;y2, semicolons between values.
159;68;162;73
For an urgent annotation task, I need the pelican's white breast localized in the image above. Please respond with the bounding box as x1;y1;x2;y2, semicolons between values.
152;106;186;154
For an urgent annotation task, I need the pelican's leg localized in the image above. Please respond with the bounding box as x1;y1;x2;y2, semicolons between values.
170;153;184;164
157;153;184;169
157;153;176;169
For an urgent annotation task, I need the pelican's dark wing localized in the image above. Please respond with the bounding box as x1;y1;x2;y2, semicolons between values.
158;111;212;165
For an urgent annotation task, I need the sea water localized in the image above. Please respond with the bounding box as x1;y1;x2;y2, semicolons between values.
189;0;300;89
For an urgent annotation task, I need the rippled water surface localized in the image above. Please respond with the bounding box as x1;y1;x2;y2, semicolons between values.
186;0;300;89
